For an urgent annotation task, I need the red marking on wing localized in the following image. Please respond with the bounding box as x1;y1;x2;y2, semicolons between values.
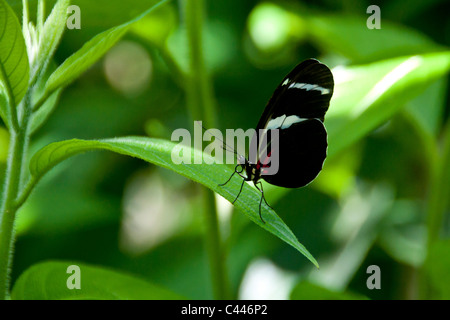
257;151;272;173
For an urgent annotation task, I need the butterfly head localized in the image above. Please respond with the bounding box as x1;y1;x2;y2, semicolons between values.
234;155;260;183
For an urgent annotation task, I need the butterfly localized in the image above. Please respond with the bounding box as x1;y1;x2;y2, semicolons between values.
219;58;334;223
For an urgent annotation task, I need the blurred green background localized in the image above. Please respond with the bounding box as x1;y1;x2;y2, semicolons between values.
3;0;450;299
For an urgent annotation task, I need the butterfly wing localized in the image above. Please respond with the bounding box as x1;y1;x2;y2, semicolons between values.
257;58;334;129
259;118;328;188
250;59;334;187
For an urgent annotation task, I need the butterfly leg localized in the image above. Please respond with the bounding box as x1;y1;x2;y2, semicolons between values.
258;194;265;224
219;165;246;204
232;178;246;204
219;164;241;187
254;181;273;224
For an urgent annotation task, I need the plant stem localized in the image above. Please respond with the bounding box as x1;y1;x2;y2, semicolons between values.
0;128;28;299
402;111;450;298
184;0;217;127
184;0;228;299
202;188;228;299
418;121;450;299
0;75;33;299
426;122;450;245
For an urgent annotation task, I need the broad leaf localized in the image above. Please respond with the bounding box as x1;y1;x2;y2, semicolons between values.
11;260;185;299
307;14;443;63
43;0;169;96
0;0;29;127
405;77;447;137
327;51;450;158
29;136;319;267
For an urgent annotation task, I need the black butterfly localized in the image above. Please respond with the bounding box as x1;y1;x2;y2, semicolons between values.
220;58;334;223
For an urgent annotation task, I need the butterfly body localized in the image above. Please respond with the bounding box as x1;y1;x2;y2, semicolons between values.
220;58;334;222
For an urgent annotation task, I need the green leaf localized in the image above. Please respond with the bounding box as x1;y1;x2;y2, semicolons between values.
33;0;70;77
306;14;443;63
7;0;167;30
0;0;29;127
29;87;61;133
130;2;177;47
28;136;319;267
290;281;368;300
43;0;169;96
11;260;185;299
29;60;62;133
327;51;450;158
405;77;447;138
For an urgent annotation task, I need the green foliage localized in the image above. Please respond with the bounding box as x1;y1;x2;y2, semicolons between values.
39;0;169;126
0;0;449;300
12;261;185;299
327;52;450;158
43;1;167;97
306;14;444;63
29;0;70;79
27;137;318;267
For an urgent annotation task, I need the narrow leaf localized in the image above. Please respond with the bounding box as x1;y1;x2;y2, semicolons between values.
29;136;319;267
43;0;168;96
33;0;70;77
30;87;62;133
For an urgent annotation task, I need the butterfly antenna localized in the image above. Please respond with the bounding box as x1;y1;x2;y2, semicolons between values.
200;124;243;158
